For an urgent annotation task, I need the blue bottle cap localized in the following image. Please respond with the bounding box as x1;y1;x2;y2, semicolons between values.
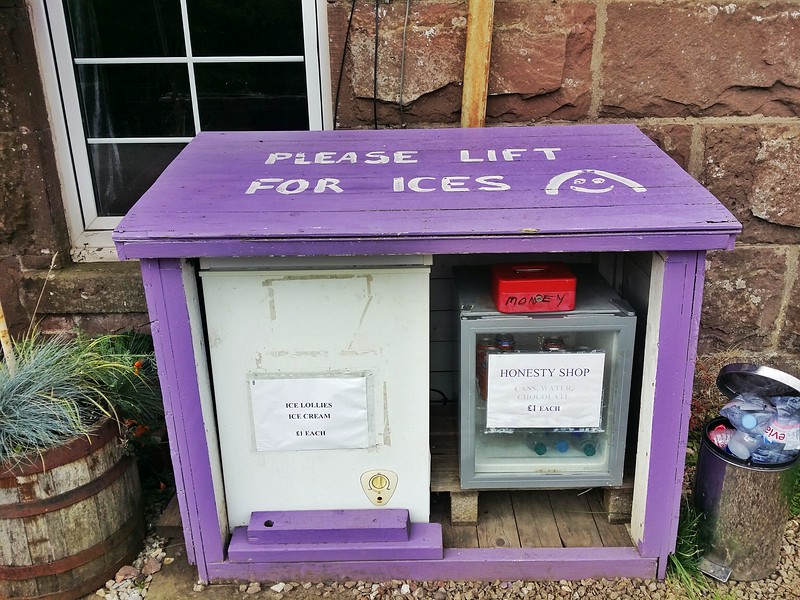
740;414;757;430
555;439;569;453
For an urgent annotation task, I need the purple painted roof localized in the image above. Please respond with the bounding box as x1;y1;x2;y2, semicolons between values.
113;125;740;259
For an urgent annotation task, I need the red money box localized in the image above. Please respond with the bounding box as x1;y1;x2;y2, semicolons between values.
490;263;577;313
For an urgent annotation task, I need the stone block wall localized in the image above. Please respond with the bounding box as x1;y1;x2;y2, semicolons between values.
0;0;799;400
0;0;67;332
329;0;800;397
0;1;150;335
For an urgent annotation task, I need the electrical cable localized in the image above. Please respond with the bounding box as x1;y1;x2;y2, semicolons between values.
333;0;357;130
398;0;411;127
373;0;380;129
429;388;451;404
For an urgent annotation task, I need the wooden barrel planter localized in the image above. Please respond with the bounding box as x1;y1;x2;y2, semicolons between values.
0;419;144;600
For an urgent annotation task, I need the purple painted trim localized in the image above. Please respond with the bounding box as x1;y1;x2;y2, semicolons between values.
140;259;226;576
115;232;738;261
230;524;442;563
637;252;706;578
206;547;656;582
114;205;737;245
247;509;410;544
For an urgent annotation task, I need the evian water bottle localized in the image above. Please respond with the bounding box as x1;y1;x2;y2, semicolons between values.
751;395;800;464
720;394;775;460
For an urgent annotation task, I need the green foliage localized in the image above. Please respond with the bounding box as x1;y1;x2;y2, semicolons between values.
0;331;162;467
667;498;737;600
668;499;711;599
791;465;800;517
84;332;163;426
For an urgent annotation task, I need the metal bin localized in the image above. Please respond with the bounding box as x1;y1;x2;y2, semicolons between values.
694;364;800;581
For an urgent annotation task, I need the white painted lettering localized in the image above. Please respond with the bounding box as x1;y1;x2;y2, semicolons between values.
294;152;312;164
314;178;343;193
245;178;283;194
460;150;482;162
394;150;418;163
532;147;561;160
393;175;511;192
476;175;511;191
409;177;436;192
264;152;292;165
364;151;390;164
314;151;336;164
442;176;470;192
336;151;358;164
503;148;527;161
276;179;309;194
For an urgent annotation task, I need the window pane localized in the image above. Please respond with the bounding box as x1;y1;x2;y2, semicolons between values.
187;0;304;57
90;143;186;216
195;63;309;130
63;0;185;58
76;64;193;138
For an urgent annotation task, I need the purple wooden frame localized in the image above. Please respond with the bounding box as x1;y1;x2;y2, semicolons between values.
117;125;740;583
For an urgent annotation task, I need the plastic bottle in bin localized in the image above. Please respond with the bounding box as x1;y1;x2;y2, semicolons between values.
751;395;800;464
720;394;776;432
720;394;776;460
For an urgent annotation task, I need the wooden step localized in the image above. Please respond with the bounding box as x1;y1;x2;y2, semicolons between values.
247;509;410;544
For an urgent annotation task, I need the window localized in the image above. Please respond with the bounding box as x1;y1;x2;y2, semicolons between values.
30;0;331;260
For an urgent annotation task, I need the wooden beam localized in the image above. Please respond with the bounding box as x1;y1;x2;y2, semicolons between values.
460;0;495;128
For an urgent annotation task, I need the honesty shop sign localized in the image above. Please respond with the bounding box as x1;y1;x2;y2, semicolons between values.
486;352;606;429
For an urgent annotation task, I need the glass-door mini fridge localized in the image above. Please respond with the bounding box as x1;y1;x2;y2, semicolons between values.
456;267;637;489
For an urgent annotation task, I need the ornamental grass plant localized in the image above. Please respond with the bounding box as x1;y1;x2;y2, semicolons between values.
0;330;163;468
0;264;163;468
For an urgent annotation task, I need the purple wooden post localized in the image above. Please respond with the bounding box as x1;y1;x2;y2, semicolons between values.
635;251;707;577
140;258;226;577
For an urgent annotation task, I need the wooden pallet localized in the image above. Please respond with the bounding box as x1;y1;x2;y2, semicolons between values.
430;488;633;549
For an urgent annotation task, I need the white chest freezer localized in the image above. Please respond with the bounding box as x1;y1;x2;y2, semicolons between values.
200;257;431;527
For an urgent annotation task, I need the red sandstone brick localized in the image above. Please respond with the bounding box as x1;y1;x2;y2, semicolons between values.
601;3;800;118
638;125;694;171
699;248;788;353
700;125;800;245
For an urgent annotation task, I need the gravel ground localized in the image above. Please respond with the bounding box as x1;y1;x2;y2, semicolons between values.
94;514;800;600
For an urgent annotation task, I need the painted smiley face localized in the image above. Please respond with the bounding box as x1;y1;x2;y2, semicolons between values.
569;176;615;194
545;169;647;195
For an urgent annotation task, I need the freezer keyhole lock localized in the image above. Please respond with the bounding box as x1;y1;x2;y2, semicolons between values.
360;469;398;507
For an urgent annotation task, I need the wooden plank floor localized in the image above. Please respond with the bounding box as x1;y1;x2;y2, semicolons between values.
429;489;633;550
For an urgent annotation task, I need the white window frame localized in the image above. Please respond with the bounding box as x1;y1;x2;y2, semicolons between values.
28;0;332;262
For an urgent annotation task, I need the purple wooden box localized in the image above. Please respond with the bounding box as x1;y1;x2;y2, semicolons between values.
113;124;740;583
